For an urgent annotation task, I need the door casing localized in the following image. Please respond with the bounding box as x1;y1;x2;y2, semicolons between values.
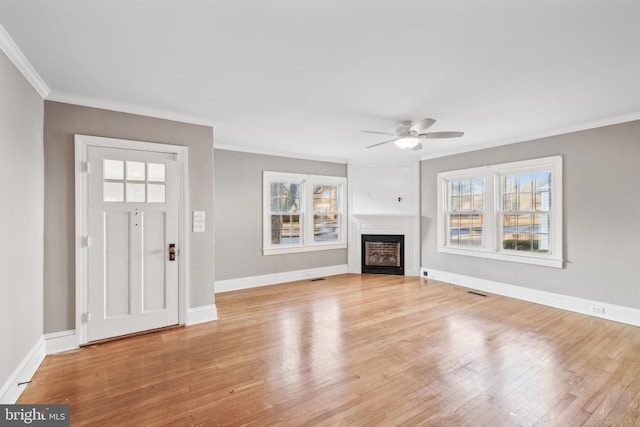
75;134;189;345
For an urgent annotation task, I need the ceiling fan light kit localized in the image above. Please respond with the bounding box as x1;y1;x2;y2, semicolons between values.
394;136;423;149
363;117;464;150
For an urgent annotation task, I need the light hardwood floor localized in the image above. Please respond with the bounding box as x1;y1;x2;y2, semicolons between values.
20;274;640;426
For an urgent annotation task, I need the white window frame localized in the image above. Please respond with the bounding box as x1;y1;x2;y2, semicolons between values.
437;156;563;268
263;171;347;255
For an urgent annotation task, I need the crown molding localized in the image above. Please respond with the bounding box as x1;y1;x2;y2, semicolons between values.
214;142;348;164
47;91;216;128
420;111;640;161
0;24;50;98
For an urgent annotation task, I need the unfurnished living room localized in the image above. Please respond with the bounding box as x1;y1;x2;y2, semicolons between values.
1;1;640;426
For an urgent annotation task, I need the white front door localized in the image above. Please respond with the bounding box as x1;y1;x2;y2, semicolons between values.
86;146;179;342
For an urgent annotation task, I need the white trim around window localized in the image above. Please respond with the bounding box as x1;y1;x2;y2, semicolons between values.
263;171;347;255
437;156;563;268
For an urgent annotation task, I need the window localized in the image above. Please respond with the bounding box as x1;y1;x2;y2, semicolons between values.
446;177;484;248
103;159;166;203
263;171;347;255
499;171;551;254
437;156;562;268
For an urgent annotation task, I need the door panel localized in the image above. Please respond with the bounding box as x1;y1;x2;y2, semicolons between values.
87;146;179;342
143;211;167;313
104;211;131;318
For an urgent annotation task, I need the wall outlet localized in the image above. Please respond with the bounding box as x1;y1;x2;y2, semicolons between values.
590;305;605;314
422;270;428;277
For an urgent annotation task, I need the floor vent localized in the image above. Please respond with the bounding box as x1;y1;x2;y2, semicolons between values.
310;277;325;282
467;291;488;297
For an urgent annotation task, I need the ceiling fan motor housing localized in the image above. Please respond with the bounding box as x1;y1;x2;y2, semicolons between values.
396;121;414;137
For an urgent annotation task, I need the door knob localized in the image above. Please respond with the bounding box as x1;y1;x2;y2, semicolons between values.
169;243;176;261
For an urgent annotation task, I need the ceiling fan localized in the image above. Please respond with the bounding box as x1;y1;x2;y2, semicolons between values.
363;118;464;151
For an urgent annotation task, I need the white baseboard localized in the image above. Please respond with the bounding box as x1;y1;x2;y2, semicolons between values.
187;304;218;325
421;267;640;327
43;310;220;352
0;336;46;404
215;264;349;294
45;330;78;355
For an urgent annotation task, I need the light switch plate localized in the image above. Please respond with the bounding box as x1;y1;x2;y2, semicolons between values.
193;221;205;232
193;211;206;222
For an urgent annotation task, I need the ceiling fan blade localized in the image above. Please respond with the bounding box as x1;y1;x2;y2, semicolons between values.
366;138;397;148
362;130;396;137
409;118;436;135
424;131;464;139
410;142;423;151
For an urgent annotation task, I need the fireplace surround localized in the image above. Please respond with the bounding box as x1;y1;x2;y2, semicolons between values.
361;234;404;275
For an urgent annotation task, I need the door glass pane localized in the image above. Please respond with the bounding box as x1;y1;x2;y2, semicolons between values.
127;161;146;181
148;163;165;182
126;183;146;202
104;159;124;180
104;182;124;202
148;184;165;203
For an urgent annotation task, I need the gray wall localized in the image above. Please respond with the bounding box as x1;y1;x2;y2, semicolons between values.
214;149;347;281
44;101;215;334
0;52;44;391
421;120;640;309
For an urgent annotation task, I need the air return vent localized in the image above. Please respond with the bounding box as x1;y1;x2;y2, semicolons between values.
467;291;488;297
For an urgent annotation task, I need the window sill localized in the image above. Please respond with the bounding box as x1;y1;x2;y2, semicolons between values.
263;242;347;256
438;246;563;268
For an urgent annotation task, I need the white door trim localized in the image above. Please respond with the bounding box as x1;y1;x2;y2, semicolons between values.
74;134;190;345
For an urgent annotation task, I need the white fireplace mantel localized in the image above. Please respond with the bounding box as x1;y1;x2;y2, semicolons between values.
347;160;421;276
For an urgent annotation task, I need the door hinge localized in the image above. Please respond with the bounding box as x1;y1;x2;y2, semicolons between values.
83;236;91;248
83;312;91;323
83;161;90;173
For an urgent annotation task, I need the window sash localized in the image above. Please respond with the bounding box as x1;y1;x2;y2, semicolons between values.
437;156;563;268
444;177;485;248
263;172;347;254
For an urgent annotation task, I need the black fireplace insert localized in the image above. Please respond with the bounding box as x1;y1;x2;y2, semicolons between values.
361;234;404;275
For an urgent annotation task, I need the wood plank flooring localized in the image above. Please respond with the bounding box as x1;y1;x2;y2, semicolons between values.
19;274;640;426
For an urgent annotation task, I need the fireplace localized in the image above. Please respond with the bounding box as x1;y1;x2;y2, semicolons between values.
361;234;404;275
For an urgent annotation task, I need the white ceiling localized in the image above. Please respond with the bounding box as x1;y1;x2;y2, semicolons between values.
1;0;640;162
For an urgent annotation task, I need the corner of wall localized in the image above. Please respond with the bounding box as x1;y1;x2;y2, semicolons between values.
421;267;640;327
187;305;218;325
0;337;46;404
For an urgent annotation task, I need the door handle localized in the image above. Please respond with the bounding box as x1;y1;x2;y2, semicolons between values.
169;243;176;261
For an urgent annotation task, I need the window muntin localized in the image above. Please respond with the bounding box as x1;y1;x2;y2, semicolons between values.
269;182;302;246
263;172;346;255
313;184;340;243
103;159;166;203
500;172;551;254
437;156;562;268
446;178;484;247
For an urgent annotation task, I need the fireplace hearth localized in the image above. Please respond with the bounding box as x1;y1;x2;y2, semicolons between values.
361;234;404;275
